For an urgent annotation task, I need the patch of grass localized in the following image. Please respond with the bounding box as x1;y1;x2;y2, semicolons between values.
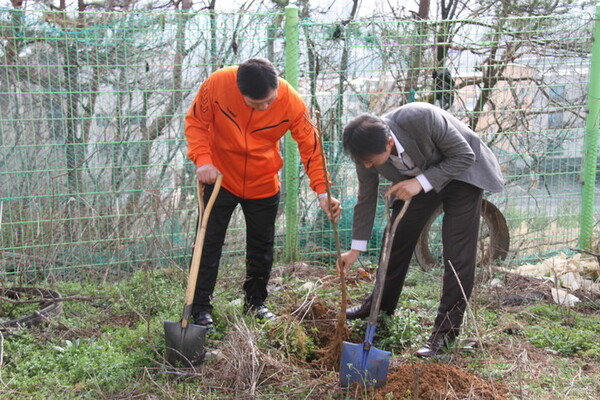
2;262;600;399
525;324;600;356
518;303;600;356
376;308;429;351
3;325;155;399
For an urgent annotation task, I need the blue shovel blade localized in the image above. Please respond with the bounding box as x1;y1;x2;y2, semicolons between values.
340;340;391;388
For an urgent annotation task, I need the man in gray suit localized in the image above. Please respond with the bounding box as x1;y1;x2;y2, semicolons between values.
339;102;503;357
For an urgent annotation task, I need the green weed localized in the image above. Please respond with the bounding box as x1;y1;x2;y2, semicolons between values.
517;304;600;356
3;330;145;398
375;308;429;351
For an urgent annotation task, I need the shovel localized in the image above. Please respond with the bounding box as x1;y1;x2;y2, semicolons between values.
340;197;411;388
164;175;223;366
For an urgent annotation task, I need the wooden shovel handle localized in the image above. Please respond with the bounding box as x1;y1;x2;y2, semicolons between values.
367;197;411;327
181;175;223;327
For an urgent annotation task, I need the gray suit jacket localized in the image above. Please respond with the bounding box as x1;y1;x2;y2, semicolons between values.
352;102;504;242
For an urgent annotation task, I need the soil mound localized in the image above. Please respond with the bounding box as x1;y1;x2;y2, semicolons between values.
376;362;510;400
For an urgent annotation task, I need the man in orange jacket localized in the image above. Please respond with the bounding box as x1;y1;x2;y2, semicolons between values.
185;58;341;327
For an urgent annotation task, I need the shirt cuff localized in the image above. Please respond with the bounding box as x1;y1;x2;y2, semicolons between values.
318;193;328;199
416;174;433;193
351;239;368;252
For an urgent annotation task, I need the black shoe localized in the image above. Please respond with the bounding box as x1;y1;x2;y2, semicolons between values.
346;298;372;320
415;334;454;358
192;311;213;326
245;304;277;322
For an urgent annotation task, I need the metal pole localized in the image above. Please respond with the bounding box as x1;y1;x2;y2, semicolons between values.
579;5;600;250
283;5;300;261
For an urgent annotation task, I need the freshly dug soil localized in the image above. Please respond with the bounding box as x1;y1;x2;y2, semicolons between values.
303;300;510;399
375;362;510;400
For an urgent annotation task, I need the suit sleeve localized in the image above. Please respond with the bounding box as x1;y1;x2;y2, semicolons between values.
351;162;380;242
185;77;214;167
401;106;475;191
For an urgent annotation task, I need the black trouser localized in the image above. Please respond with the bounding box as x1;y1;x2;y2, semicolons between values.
377;180;483;339
191;185;280;315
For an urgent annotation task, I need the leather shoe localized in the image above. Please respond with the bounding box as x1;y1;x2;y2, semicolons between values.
415;334;454;358
346;298;372;320
245;304;277;322
193;311;213;326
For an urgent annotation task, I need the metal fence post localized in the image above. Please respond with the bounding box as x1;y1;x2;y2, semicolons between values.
579;5;600;250
284;5;300;261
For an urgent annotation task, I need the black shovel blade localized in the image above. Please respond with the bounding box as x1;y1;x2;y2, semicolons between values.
164;320;207;366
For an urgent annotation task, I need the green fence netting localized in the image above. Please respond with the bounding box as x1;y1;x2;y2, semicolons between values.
296;12;599;265
1;8;598;281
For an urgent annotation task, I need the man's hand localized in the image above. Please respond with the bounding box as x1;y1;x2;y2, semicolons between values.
196;164;221;184
386;178;422;201
338;249;360;275
319;195;342;222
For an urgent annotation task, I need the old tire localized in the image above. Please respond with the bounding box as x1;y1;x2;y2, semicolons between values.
414;199;510;271
0;287;63;330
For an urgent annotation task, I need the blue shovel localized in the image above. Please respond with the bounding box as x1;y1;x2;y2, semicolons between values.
340;198;411;388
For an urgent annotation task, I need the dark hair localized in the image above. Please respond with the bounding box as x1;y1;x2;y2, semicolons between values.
237;58;279;99
342;114;390;161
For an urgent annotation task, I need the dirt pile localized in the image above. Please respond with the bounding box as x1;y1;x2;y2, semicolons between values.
302;301;510;399
375;363;510;400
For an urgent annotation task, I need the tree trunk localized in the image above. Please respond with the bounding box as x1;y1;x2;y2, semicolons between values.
404;0;430;102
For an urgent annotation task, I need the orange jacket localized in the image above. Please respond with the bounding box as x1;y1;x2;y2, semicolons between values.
185;66;327;199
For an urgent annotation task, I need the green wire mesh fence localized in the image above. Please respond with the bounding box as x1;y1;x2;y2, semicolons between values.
296;11;599;265
0;8;598;282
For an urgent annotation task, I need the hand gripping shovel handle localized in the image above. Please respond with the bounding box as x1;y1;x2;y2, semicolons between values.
180;175;223;328
365;197;412;333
